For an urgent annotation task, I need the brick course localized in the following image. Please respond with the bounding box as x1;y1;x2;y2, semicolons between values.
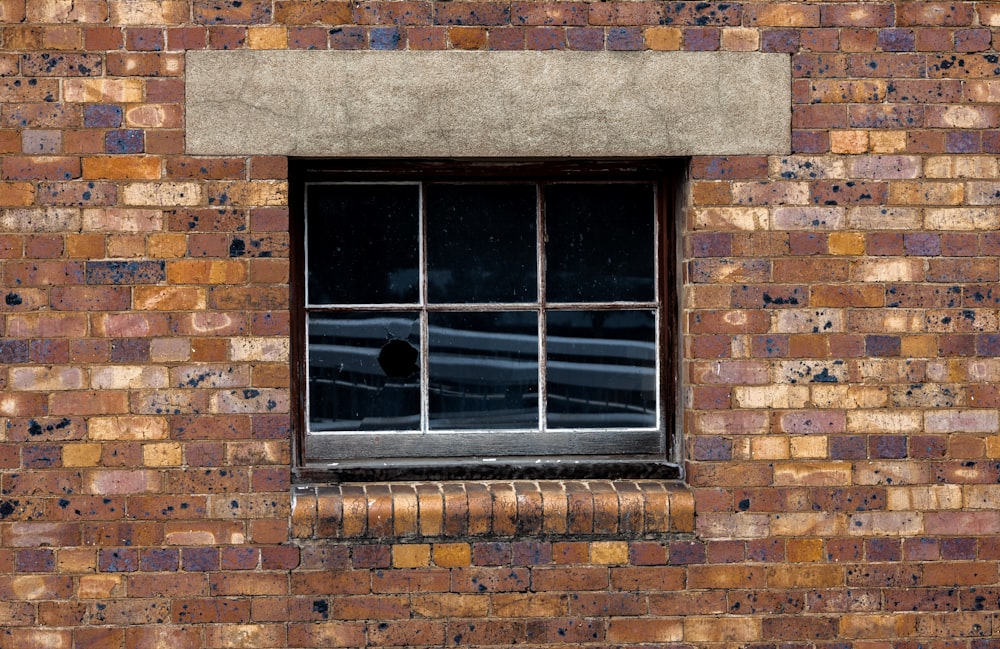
1;0;1000;646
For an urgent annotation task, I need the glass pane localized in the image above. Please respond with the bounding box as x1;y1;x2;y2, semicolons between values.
546;310;656;429
428;312;539;430
308;312;420;431
306;184;419;304
426;184;537;303
545;183;655;302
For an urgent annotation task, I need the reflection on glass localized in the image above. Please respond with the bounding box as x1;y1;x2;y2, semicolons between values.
546;310;656;428
426;184;537;303
545;183;655;302
306;184;419;304
308;312;420;431
428;312;539;429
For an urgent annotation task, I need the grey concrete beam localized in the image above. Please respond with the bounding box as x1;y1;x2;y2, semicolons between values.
186;50;790;157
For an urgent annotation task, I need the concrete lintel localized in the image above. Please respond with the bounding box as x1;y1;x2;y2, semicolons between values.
186;50;790;158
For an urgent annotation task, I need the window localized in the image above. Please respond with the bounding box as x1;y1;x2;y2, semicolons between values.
291;160;682;480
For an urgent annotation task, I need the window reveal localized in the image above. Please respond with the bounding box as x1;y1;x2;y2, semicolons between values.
293;161;680;478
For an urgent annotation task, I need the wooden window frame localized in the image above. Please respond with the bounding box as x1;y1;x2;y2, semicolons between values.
290;159;684;482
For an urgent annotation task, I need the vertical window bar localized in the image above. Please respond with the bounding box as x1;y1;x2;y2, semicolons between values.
302;184;312;435
652;182;662;432
537;183;547;433
418;182;430;434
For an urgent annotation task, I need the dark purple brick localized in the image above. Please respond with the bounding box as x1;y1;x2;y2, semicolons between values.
110;338;150;363
100;548;139;572
955;28;991;52
472;542;511;566
23;444;60;469
690;232;732;257
566;27;603;50
512;541;552;565
0;340;28;364
747;539;783;562
86;260;165;285
683;27;720;51
878;28;914;52
141;548;179;571
84;104;123;128
105;129;144;154
525;26;565;50
941;537;977;560
866;335;901;357
351;544;390;568
370;26;403;49
761;29;799;53
606;27;643;50
977;334;1000;357
830;435;867;459
870;435;907;459
791;130;829;153
866;538;901;561
946;130;981;153
16;548;56;572
693;436;733;461
329;27;366;49
182;547;219;572
668;540;706;565
903;233;941;256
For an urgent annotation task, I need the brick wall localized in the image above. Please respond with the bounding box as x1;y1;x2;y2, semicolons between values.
2;0;1000;647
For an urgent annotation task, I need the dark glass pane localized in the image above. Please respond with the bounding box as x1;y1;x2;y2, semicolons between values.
546;310;656;428
308;312;420;431
428;312;539;430
426;184;537;303
306;184;419;304
545;184;655;302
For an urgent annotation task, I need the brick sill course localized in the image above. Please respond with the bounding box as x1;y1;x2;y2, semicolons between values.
292;481;693;541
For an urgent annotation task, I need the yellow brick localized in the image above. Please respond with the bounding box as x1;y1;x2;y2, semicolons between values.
109;0;190;24
133;286;207;311
248;26;288;49
144;442;182;467
63;444;102;467
64;78;143;103
684;617;761;643
828;232;865;255
148;233;188;258
126;104;183;129
766;564;843;589
432;543;471;567
790;435;827;459
0;182;36;207
750;436;789;460
869;130;907;153
206;181;288;207
770;512;840;537
394;544;431;568
57;548;96;573
78;574;122;599
590;541;628;565
107;234;146;258
773;461;852;486
889;181;964;206
901;335;937;358
786;538;824;562
830;130;868;154
122;182;202;207
644;27;681;50
721;27;759;51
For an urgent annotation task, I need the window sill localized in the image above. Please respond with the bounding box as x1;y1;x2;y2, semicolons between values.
291;480;693;540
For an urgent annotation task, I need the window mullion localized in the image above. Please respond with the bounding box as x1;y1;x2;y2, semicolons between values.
419;182;430;435
537;182;547;434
